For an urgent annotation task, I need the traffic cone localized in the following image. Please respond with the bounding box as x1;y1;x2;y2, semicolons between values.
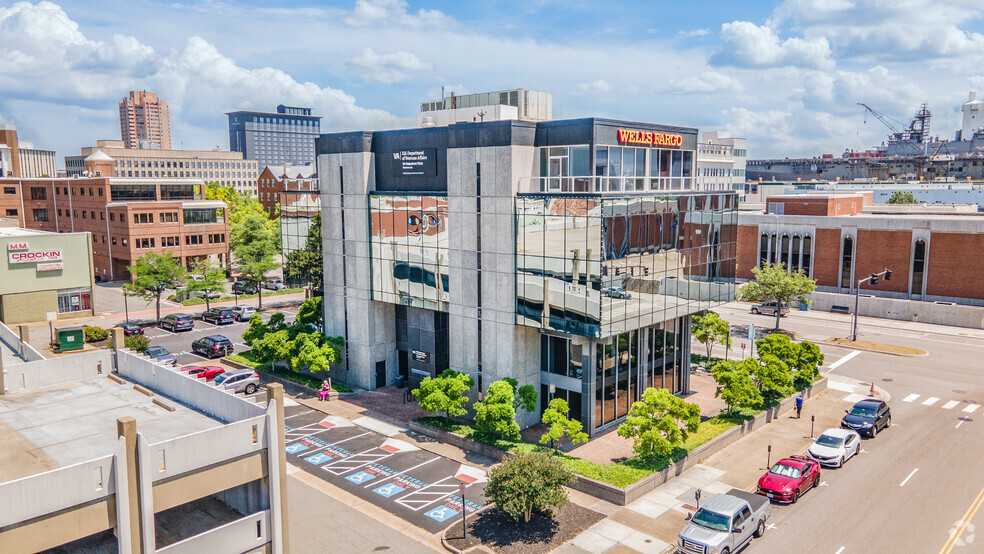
869;382;878;397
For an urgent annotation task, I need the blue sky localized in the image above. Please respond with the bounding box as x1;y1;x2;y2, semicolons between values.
2;0;984;165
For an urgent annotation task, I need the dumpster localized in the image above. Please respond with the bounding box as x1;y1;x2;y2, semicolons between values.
55;325;86;352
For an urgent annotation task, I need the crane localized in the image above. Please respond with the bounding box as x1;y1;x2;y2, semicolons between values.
857;102;924;155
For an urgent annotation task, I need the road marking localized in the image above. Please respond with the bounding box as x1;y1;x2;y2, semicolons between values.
826;351;861;373
819;481;829;487
766;523;777;530
922;397;940;406
900;468;918;487
940;484;984;554
956;421;964;429
903;394;921;403
834;547;845;554
860;449;869;454
963;404;981;414
942;401;960;410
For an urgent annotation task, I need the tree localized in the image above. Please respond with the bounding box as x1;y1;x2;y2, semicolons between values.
125;252;186;325
125;334;150;353
888;191;917;204
230;209;280;310
473;380;521;440
295;296;323;330
752;354;794;395
185;258;226;311
284;214;323;291
242;313;268;346
502;377;538;413
617;388;701;457
692;311;732;360
539;398;588;451
755;334;824;386
484;452;574;523
205;182;250;214
412;369;474;419
289;333;340;379
736;262;817;330
711;360;762;414
792;340;824;385
251;329;291;368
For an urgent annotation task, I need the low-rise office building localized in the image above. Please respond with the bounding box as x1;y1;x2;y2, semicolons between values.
0;125;57;179
318;117;736;434
696;131;746;192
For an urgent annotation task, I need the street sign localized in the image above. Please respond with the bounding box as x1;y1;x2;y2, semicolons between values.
747;324;755;341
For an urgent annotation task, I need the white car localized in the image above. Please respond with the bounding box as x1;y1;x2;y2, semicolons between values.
807;428;861;467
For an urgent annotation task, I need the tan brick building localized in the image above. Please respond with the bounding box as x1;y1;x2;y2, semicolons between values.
119;90;171;149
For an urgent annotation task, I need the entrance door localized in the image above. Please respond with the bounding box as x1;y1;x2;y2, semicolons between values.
398;351;409;379
375;361;386;389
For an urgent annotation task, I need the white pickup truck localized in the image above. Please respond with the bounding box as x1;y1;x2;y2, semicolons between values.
676;488;772;554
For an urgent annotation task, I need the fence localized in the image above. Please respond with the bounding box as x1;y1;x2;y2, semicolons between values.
2;349;111;393
0;320;44;362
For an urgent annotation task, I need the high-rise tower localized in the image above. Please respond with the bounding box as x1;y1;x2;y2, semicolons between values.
119;90;172;150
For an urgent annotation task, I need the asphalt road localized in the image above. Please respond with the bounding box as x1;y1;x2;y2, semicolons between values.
712;303;984;554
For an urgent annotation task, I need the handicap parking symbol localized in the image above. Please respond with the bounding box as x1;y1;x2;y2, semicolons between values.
304;452;332;465
425;506;459;523
345;471;375;485
373;483;405;498
285;443;310;455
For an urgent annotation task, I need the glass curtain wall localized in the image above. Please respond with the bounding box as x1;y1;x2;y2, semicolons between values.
537;145;695;192
281;190;322;290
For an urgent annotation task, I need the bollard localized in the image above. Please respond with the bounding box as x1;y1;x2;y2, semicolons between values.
767;444;772;469
811;415;815;438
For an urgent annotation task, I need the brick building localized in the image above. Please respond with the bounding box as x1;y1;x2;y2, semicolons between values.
0;124;57;178
735;193;984;304
119;90;172;149
257;163;316;216
1;152;229;281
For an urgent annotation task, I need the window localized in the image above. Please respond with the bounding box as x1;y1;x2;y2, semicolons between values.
111;185;156;201
3;186;15;194
122;238;127;247
801;235;812;276
911;239;926;295
110;212;115;221
98;188;103;196
841;236;854;289
184;209;220;224
112;237;117;246
57;208;62;217
57;288;92;313
32;209;49;221
30;187;47;200
80;187;85;196
100;212;104;220
82;211;87;219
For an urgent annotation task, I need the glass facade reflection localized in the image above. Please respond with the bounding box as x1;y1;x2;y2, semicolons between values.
280;190;322;290
369;195;450;311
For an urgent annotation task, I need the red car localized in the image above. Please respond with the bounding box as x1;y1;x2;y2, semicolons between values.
756;455;821;503
187;366;225;381
180;365;204;373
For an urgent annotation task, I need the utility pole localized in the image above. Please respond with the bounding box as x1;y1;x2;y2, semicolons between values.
852;269;892;341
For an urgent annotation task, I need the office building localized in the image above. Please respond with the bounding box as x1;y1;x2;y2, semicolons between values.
418;88;552;127
318;118;736;434
118;90;172;150
65;140;259;196
696;131;746;192
0;125;57;179
3;152;230;281
227;105;322;167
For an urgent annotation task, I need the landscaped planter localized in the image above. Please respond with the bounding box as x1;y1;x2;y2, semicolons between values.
407;420;514;463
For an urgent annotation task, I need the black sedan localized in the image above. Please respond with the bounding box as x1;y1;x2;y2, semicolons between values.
115;322;144;336
841;399;892;437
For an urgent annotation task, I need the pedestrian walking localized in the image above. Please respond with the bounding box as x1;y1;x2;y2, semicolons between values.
795;393;804;418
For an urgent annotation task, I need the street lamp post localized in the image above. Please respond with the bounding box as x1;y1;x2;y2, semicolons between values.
123;289;129;323
852;268;892;341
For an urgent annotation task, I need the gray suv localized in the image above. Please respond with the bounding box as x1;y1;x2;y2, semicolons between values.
750;301;789;316
213;369;260;394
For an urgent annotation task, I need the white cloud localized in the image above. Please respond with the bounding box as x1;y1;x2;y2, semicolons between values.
349;47;432;84
711;21;832;69
344;0;453;29
660;71;742;95
573;80;612;95
677;28;709;38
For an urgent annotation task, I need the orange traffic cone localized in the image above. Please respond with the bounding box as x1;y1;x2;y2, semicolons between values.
869;382;877;397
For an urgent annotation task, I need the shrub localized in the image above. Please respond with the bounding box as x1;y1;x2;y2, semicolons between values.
485;451;574;523
125;334;150;353
84;325;109;343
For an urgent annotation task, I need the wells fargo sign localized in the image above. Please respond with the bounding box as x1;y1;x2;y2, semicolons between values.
8;250;62;264
617;129;683;147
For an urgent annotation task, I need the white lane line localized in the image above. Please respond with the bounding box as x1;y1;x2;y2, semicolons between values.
942;400;960;410
900;468;919;487
956;420;965;429
903;394;920;403
826;351;861;373
834;547;845;554
922;397;940;406
963;404;980;414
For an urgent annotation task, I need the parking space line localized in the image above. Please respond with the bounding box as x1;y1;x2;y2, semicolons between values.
826;351;860;373
899;468;918;487
963;404;980;414
903;394;920;402
834;547;845;554
922;397;940;406
364;457;439;489
942;401;960;410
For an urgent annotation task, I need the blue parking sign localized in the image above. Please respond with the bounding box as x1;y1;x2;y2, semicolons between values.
425;506;459;523
304;452;332;465
345;471;375;484
373;483;405;498
286;443;309;455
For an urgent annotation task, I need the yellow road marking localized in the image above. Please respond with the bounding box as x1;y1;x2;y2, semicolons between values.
941;483;984;554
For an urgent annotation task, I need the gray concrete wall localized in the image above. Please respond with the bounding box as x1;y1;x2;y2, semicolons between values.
0;319;45;362
808;291;984;329
2;348;108;392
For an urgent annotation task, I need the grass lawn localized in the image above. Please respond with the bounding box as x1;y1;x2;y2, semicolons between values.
181;287;304;306
226;350;352;392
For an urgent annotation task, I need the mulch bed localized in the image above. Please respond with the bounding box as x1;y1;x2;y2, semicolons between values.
443;503;604;554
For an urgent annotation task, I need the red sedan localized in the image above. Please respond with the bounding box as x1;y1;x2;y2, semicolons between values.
180;365;204;373
187;366;225;381
756;455;821;503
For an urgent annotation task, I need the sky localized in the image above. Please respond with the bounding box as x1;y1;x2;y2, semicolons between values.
2;0;984;166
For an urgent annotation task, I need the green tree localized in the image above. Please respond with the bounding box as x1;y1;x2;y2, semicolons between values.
617;388;701;457
125;252;187;325
473;380;521;440
711;360;762;414
484;452;574;523
412;369;474;419
231;209;280;310
539;398;588;451
755;334;824;386
755;334;798;362
125;334;150;353
752;354;794;396
185;258;226;311
83;325;109;343
205;182;250;214
289;333;340;378
692;311;733;360
792;340;824;385
242;313;268;346
284;214;323;291
295;296;323;330
502;377;539;413
736;262;817;330
888;191;917;204
251;329;291;368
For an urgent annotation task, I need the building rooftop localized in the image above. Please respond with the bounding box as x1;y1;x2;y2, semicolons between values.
0;227;54;237
84;149;113;162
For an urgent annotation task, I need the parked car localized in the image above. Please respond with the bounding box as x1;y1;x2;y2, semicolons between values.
189;274;204;281
180;365;205;373
677;488;771;554
232;281;257;295
230;305;257;321
756;455;821;503
750;301;789;316
214;369;260;394
160;313;195;332
263;278;287;291
146;346;176;365
201;307;236;325
601;287;632;299
808;428;862;467
191;335;234;358
842;399;892;437
189;289;221;299
115;322;144;336
187;366;225;381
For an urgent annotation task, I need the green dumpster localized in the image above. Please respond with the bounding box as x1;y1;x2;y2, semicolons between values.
56;325;86;352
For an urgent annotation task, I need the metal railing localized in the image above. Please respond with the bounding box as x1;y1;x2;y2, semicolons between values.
522;175;696;194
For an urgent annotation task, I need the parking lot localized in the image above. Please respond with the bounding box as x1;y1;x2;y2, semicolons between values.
283;405;488;533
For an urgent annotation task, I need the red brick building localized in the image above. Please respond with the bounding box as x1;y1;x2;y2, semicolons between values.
257;163;316;216
735;193;984;304
0;152;229;281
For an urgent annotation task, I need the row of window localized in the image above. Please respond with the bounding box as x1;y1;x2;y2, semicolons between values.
114;159;250;170
129;234;226;249
758;233;814;275
701;168;733;177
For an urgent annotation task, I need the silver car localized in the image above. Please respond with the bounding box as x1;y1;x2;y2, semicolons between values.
213;369;260;394
230;305;257;321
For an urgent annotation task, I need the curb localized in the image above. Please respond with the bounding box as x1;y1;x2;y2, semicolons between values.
815;340;928;357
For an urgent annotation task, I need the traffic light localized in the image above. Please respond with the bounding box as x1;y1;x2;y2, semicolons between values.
870;273;878;284
884;269;892;281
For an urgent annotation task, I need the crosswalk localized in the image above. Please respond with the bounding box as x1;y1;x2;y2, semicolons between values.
901;394;980;413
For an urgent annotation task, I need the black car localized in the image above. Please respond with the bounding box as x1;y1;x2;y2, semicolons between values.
160;313;195;332
192;335;234;359
201;307;235;325
115;322;144;336
232;281;257;295
841;399;892;437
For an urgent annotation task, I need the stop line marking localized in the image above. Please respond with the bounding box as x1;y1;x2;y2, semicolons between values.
903;394;920;402
942;401;960;410
921;397;940;406
827;351;860;373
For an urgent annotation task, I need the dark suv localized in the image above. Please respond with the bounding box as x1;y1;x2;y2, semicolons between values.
232;281;257;295
841;399;892;437
160;313;195;332
201;307;235;325
191;335;234;359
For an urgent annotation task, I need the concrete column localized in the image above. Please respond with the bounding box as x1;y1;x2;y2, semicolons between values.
111;328;125;371
0;346;5;395
17;324;28;358
266;383;290;554
116;417;144;552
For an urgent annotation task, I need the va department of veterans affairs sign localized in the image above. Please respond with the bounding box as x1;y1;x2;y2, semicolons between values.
392;149;437;177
